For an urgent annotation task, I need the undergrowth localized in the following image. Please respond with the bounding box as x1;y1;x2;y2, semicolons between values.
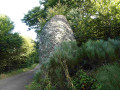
26;39;120;90
95;63;120;90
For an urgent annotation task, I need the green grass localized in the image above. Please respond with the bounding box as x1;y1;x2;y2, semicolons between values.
0;63;38;80
25;81;41;90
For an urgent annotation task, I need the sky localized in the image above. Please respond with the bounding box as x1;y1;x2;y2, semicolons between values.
0;0;40;40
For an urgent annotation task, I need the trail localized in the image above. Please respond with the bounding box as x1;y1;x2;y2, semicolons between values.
0;65;40;90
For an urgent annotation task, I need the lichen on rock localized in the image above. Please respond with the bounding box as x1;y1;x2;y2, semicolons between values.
39;15;75;64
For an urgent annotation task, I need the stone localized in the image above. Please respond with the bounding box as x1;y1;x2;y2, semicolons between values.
39;15;75;64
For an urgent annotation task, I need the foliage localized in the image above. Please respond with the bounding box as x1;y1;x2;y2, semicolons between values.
27;39;120;89
0;14;22;73
49;41;81;75
79;39;120;68
72;69;97;90
45;41;80;89
91;0;120;39
0;14;14;34
95;63;120;90
18;36;37;67
0;33;23;72
22;0;120;45
0;34;38;73
0;14;39;73
26;64;54;90
26;41;79;89
22;0;120;89
66;7;94;45
66;0;120;45
21;6;41;30
46;3;67;20
26;81;41;90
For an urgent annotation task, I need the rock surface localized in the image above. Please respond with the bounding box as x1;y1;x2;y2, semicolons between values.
39;15;75;64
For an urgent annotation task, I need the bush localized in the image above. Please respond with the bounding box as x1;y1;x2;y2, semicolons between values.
26;81;41;90
26;41;79;90
49;41;80;70
72;69;97;90
79;39;120;68
26;64;55;90
27;39;120;89
95;63;120;90
47;41;80;89
0;35;39;73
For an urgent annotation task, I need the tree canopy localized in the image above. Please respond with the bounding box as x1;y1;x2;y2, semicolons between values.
22;0;120;45
0;14;38;73
0;14;14;34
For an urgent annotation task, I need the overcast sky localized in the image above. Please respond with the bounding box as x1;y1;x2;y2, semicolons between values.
0;0;40;40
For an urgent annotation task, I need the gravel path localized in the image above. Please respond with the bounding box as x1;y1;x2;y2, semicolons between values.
0;65;40;90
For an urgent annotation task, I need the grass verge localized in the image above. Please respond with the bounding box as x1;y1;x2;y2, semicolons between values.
0;63;38;80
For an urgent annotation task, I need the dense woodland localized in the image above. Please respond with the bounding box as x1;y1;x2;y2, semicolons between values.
0;0;120;90
0;15;39;73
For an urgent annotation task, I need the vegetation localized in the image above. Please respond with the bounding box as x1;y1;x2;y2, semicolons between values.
0;64;38;80
22;0;120;90
95;63;120;90
22;0;120;45
72;69;97;90
0;14;39;74
1;0;120;90
26;39;120;90
79;39;120;69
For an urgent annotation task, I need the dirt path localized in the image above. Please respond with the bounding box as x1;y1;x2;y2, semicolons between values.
0;65;40;90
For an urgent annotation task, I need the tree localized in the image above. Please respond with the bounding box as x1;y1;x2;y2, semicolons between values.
0;14;23;72
22;6;44;30
22;0;120;45
66;0;120;45
0;14;38;73
91;0;120;39
0;14;14;34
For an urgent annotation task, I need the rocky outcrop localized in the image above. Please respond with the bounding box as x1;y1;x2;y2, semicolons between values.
39;15;75;64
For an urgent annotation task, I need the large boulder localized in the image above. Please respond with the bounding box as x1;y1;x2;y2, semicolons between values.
39;15;75;64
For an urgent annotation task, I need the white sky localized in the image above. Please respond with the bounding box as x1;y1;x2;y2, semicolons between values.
0;0;40;40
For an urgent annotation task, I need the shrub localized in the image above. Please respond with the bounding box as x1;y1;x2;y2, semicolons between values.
26;81;41;90
27;39;120;89
72;69;97;90
95;63;120;90
26;41;79;89
49;41;80;69
79;39;120;68
26;63;55;90
47;41;80;89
